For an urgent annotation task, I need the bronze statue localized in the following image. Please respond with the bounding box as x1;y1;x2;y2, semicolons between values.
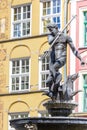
59;73;82;101
43;23;85;101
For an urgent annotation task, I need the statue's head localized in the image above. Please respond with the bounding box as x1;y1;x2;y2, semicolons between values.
47;23;58;35
47;23;58;29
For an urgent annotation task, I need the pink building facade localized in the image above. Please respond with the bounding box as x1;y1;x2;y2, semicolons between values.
70;0;87;113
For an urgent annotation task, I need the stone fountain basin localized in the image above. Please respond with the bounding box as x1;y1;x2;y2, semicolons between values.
10;116;87;130
43;101;78;116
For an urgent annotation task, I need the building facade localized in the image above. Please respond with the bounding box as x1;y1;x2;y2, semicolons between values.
0;0;69;130
70;0;87;114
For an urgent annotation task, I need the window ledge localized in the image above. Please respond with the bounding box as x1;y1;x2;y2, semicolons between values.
0;34;48;43
0;90;45;96
78;46;87;50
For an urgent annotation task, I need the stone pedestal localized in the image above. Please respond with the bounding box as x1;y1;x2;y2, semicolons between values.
43;100;78;117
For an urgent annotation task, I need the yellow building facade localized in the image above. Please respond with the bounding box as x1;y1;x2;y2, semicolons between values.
0;0;69;130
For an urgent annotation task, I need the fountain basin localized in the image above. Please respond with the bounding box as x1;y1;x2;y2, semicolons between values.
43;101;78;116
10;116;87;130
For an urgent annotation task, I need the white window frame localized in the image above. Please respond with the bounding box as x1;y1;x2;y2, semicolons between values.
78;71;87;112
9;58;30;93
79;7;87;47
11;4;32;39
40;0;61;34
39;56;49;90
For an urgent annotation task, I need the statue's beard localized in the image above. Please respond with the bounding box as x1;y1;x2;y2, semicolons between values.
51;29;58;36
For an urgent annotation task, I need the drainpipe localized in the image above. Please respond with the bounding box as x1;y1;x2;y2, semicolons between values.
64;0;70;81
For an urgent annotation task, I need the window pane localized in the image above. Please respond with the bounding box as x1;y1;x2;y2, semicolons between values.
21;59;29;73
43;2;51;15
57;7;60;13
43;3;46;8
84;75;87;84
11;77;19;90
14;15;17;21
47;8;50;14
27;6;30;11
83;74;87;111
16;77;19;90
21;76;29;89
84;12;87;46
41;73;49;88
85;24;87;45
13;23;21;37
23;23;26;29
14;8;17;14
42;56;49;71
53;8;56;14
46;64;49;70
40;55;49;89
18;7;21;13
14;7;21;21
22;22;30;36
12;60;20;74
43;18;51;33
23;13;26;19
47;1;50;7
27;12;30;18
84;88;87;111
18;14;21;20
14;8;17;21
23;6;26;12
84;12;87;21
23;5;31;19
53;16;60;29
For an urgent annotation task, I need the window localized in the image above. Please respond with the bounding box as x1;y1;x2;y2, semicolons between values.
11;5;31;38
39;55;49;89
84;12;87;46
40;0;61;33
10;58;30;92
9;113;29;130
38;111;51;117
83;74;87;111
10;112;29;119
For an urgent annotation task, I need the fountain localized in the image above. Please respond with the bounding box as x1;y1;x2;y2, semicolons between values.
10;22;87;130
10;72;87;130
